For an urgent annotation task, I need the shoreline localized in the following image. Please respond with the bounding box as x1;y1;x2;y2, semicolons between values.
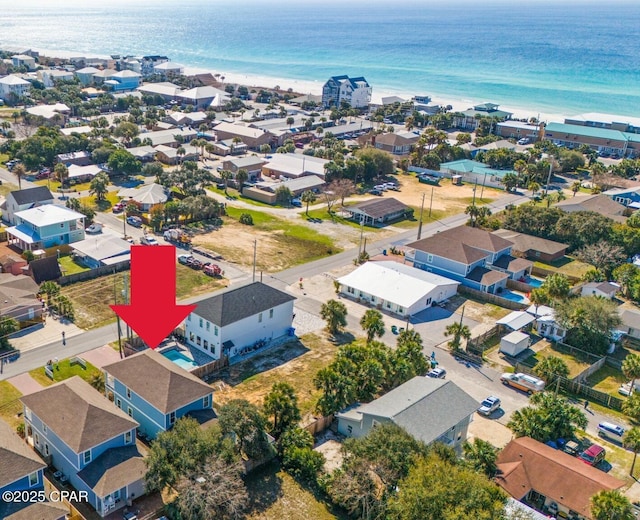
35;46;568;123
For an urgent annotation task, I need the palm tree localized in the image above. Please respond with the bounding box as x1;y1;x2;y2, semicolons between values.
0;121;10;135
622;353;640;397
463;438;498;478
301;190;317;216
320;299;348;335
590;489;634;520
219;170;233;195
542;273;570;300
13;163;26;189
444;321;471;351
235;169;248;193
89;172;110;202
176;146;186;165
624;427;640;477
528;181;540;195
465;204;480;227
260;144;271;157
529;287;550;319
571;180;582;197
286;116;294;129
533;355;569;384
360;309;385;344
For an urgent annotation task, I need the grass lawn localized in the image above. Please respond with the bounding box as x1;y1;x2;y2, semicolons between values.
212;333;338;418
0;152;9;165
521;341;591;378
29;357;102;387
305;207;384;232
0;182;19;197
208;187;277;208
534;256;593;280
61;265;228;329
58;255;90;275
0;381;23;431
34;179;93;193
246;462;346;520
78;192;120;212
588;365;627;396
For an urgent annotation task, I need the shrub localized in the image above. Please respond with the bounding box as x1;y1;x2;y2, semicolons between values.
239;213;253;225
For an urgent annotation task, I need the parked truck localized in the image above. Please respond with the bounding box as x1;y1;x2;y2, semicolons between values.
163;229;191;246
500;372;545;394
203;264;223;277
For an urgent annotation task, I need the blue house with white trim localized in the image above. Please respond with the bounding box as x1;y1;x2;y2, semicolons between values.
21;376;145;518
103;348;214;440
405;226;531;293
604;186;640;208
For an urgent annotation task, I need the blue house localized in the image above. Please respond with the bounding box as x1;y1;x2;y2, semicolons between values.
21;377;145;518
0;419;68;520
6;204;85;252
106;70;141;91
604;186;640;208
103;348;214;440
405;226;531;293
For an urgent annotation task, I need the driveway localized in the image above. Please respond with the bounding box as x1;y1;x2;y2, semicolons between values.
410;306;479;350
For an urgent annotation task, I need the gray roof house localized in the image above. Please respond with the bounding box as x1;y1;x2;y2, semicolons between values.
2;186;54;225
336;376;479;452
619;307;640;340
343;197;413;226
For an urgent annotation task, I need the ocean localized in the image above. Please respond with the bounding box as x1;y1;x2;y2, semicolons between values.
3;0;640;117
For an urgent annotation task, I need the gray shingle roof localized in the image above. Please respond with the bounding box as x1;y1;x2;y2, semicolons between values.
0;418;46;488
9;186;54;206
21;377;138;453
103;349;212;414
358;377;479;445
76;445;146;497
0;500;68;520
437;226;513;253
192;282;295;326
492;229;568;256
407;235;488;264
466;266;509;285
348;197;411;220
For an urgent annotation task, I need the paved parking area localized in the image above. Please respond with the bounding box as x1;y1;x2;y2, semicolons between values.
7;372;43;395
9;317;83;353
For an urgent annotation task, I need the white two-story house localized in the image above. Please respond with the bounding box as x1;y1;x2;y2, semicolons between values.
7;204;85;251
0;75;31;103
405;226;532;293
184;281;296;361
3;186;55;225
322;75;372;108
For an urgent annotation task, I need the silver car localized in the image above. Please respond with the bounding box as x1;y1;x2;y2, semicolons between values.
478;396;501;416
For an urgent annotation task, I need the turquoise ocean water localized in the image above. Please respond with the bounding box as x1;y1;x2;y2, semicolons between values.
3;0;640;116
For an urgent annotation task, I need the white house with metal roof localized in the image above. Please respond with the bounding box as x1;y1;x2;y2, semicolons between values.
7;205;85;251
0;74;31;102
262;153;330;179
336;376;479;452
338;261;459;316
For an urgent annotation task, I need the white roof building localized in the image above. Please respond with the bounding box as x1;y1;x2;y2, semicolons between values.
67;164;102;179
262;153;330;179
26;103;70;120
496;310;536;331
338;261;459;316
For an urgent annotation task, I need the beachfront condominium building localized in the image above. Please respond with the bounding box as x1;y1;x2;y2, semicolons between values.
322;75;372;109
0;75;31;103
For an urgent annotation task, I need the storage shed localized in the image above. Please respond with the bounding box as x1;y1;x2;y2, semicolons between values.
499;330;530;357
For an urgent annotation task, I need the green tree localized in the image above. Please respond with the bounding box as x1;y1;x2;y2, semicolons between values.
54;162;69;188
571;180;582;197
624;427;640;476
235;168;248;192
355;147;395;182
263;382;301;439
13;163;26;189
532;355;570;384
444;321;471;351
218;399;272;460
387;452;507;520
528;287;550;317
219;169;232;194
0;317;19;349
260;143;271;157
541;273;570;300
280;427;324;482
463;438;498;478
88;372;105;393
113;121;139;145
89;171;110;202
360;309;385;344
107;149;141;176
301;190;317;215
314;366;356;416
590;489;634;520
507;392;587;442
320;299;348;335
274;185;293;206
39;280;61;306
614;264;640;298
575;242;625;278
501;172;519;192
622;354;640;398
142;161;163;178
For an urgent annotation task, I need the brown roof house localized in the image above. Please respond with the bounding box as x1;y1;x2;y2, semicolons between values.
103;348;214;439
555;194;627;222
0;273;43;325
492;229;568;263
21;377;146;518
496;437;625;519
373;131;419;155
0;419;68;520
343;197;413;226
405;226;532;294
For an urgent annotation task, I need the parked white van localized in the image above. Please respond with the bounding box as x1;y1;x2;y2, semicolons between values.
597;422;625;442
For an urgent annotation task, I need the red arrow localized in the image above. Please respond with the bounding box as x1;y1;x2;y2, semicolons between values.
111;245;196;349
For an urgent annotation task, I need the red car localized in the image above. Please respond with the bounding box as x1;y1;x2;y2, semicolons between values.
112;202;125;213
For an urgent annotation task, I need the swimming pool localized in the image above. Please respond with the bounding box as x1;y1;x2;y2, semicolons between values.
500;290;529;303
526;277;544;288
161;349;199;371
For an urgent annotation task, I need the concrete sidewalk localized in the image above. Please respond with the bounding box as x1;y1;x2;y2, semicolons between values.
81;344;122;368
9;317;83;353
8;372;44;395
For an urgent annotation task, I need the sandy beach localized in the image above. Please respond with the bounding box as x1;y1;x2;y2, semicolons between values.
35;47;568;123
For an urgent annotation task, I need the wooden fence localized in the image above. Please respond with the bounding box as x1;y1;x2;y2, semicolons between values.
58;259;130;285
191;356;229;380
304;415;334;436
458;285;527;311
467;325;500;355
507;278;534;293
572;356;607;383
531;265;581;284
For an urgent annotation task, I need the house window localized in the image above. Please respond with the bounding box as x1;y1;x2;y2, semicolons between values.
25;407;31;420
34;433;39;446
258;313;263;323
386;302;391;309
347;287;354;294
187;315;191;321
214;326;218;336
44;444;49;456
127;406;133;417
371;296;376;303
43;424;47;434
199;318;203;328
60;223;64;228
196;336;201;346
347;425;353;435
170;411;176;424
427;254;433;263
204;395;210;408
189;332;195;342
125;431;132;444
203;340;209;350
115;398;122;409
28;472;38;486
426;297;432;306
28;308;34;319
206;322;210;331
83;450;91;464
372;419;380;428
269;309;274;319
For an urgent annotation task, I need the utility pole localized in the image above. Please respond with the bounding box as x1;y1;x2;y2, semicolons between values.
417;192;425;240
357;216;365;262
252;240;257;282
428;185;434;218
544;159;553;196
480;171;487;200
114;272;123;358
122;273;132;340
